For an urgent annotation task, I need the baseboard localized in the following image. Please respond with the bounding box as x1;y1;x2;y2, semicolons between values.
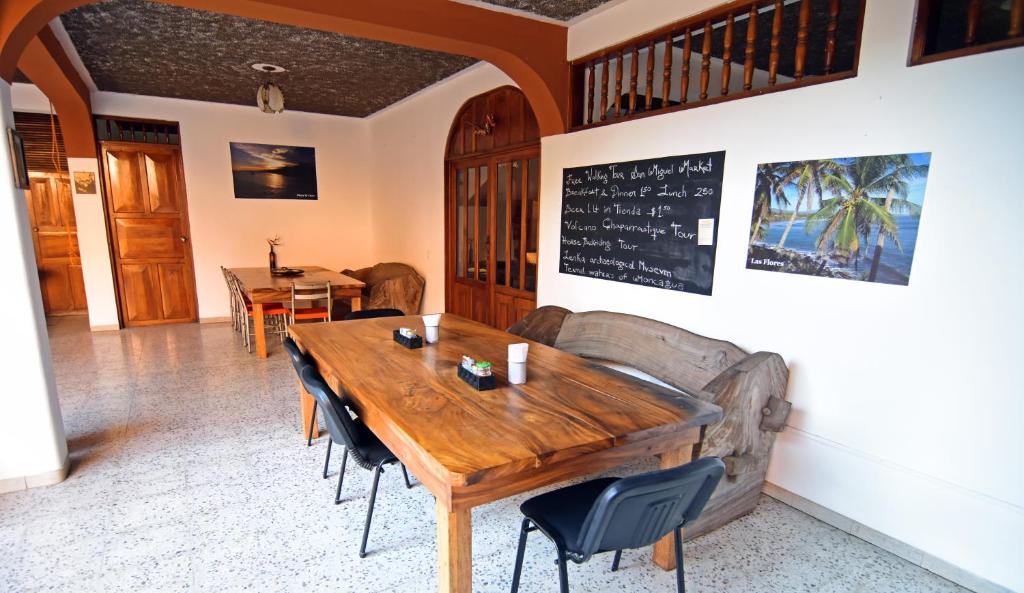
199;316;231;324
0;453;70;495
763;483;1013;593
89;324;119;332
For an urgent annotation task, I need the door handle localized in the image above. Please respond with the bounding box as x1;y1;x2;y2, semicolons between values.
180;236;188;242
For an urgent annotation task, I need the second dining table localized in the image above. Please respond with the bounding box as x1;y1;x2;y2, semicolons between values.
230;265;365;358
288;313;722;593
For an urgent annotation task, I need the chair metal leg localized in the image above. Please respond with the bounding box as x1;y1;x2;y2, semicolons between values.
674;528;685;593
306;401;318;447
401;463;413;489
556;548;570;593
334;449;348;505
322;439;332;479
359;464;383;558
611;550;622;572
510;519;531;593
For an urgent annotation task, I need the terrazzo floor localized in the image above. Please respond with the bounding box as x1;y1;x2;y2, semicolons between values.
0;316;970;593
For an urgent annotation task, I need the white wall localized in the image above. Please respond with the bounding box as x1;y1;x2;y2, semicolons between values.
13;87;377;322
367;64;515;313
541;0;1022;591
0;80;68;490
364;1;1023;590
90;93;376;320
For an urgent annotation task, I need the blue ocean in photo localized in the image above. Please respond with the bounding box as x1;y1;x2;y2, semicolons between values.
757;214;920;284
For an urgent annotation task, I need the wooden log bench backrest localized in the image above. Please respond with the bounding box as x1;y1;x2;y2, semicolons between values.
553;311;748;396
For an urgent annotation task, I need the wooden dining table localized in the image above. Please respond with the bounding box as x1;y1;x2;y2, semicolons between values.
288;314;722;593
229;266;365;359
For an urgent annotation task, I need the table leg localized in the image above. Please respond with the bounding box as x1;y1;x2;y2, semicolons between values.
652;444;700;570
300;381;318;440
252;303;268;358
436;499;472;593
351;296;362;313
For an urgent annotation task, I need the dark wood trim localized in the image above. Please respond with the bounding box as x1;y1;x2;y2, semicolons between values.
570;70;857;132
909;0;1024;66
572;0;779;66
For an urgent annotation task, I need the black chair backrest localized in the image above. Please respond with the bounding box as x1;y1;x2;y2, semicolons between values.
283;337;315;378
575;457;725;559
299;366;374;466
344;308;405;321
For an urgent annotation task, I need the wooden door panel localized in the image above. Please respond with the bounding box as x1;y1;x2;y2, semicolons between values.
158;263;194;320
68;264;88;310
37;233;80;260
144;151;182;214
512;296;536;326
26;175;86;315
121;264;162;323
114;218;185;260
493;292;515;330
28;177;63;230
450;282;472;319
105;150;146;213
103;141;197;327
37;264;72;313
471;288;489;325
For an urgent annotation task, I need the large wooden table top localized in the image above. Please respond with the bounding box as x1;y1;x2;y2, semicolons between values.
289;313;721;509
230;265;364;303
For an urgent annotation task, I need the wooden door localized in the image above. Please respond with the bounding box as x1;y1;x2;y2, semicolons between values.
445;86;540;329
25;173;87;315
101;141;197;327
449;161;491;325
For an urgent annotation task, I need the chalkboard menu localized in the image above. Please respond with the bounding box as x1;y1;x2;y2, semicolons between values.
559;151;725;296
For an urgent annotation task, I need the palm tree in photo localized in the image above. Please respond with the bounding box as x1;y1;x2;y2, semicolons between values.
807;157;901;263
865;154;928;281
776;159;843;250
749;163;795;247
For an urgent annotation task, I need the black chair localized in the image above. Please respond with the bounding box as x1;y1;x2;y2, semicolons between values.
509;457;725;593
283;337;321;448
344;308;404;320
299;365;414;557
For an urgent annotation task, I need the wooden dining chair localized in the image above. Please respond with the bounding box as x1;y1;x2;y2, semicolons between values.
220;267;239;332
229;275;289;353
289;281;332;324
509;457;725;593
298;365;415;558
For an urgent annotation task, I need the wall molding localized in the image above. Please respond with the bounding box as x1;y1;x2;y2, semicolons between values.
0;453;69;495
764;482;1013;593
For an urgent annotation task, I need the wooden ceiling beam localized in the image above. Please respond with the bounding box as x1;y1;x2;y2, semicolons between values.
16;24;95;158
0;0;571;135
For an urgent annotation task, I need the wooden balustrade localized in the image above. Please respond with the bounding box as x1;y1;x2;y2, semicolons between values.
572;0;866;129
911;0;1024;65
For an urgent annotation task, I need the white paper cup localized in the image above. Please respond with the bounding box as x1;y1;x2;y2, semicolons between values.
425;326;439;344
509;361;527;384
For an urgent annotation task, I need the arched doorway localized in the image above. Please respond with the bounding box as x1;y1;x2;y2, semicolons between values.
445;86;540;329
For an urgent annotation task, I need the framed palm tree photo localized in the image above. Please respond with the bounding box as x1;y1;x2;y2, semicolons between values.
746;152;931;286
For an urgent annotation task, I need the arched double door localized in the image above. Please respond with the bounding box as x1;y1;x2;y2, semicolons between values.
445;87;540;329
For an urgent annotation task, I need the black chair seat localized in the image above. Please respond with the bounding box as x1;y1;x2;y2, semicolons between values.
350;421;399;469
520;478;619;554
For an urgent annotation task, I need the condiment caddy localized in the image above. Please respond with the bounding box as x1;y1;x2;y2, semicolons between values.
392;327;423;349
457;355;496;390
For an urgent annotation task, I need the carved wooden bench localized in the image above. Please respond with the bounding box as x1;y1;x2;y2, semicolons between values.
508;306;791;538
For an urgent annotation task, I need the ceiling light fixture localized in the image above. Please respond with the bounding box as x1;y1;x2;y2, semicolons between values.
252;63;287;114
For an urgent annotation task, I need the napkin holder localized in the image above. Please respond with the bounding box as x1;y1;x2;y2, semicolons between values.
393;329;423;349
457;365;496;391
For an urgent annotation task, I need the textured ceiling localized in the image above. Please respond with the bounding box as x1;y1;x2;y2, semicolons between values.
475;0;614;21
60;0;479;118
